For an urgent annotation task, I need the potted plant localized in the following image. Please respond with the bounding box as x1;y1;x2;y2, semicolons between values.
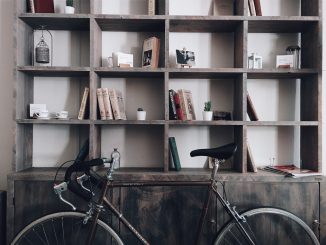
137;107;146;120
203;101;213;121
65;0;75;14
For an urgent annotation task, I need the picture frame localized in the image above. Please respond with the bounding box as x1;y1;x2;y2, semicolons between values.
176;48;195;67
142;37;160;68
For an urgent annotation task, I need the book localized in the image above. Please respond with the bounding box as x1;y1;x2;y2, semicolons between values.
168;137;181;171
213;0;234;16
247;143;257;172
148;0;155;15
253;0;262;16
109;89;127;120
27;0;35;13
33;0;54;13
247;92;258;121
102;88;113;120
142;37;160;68
173;92;184;120
96;88;106;120
178;89;196;120
169;89;178;120
248;0;256;16
260;165;321;178
78;87;89;120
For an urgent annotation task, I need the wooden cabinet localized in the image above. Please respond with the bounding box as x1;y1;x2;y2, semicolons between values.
7;171;322;244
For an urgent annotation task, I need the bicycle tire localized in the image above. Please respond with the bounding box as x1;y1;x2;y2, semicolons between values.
214;207;319;245
11;211;124;245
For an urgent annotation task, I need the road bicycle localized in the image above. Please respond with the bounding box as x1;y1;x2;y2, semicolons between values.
10;142;320;245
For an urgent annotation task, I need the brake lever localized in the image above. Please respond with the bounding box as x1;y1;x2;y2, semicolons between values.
77;174;95;196
53;182;77;211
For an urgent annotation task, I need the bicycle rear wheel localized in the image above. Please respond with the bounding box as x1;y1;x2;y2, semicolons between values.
214;207;319;245
11;211;124;245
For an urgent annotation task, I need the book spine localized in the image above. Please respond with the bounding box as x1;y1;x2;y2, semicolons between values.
96;88;106;120
29;0;35;13
184;90;196;120
247;143;257;172
248;0;256;16
148;0;155;15
78;87;89;120
174;92;184;120
109;89;121;120
116;90;127;120
169;89;178;120
34;0;54;13
247;92;258;121
253;0;262;16
168;137;181;171
178;89;190;120
102;88;113;120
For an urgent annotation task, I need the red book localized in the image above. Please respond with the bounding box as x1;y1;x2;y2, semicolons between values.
173;93;184;120
34;0;54;13
253;0;262;16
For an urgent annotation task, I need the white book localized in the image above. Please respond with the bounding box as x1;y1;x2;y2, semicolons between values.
148;0;155;15
78;87;89;120
102;88;113;120
97;88;106;120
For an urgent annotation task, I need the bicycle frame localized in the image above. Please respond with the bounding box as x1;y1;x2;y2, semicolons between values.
84;161;256;245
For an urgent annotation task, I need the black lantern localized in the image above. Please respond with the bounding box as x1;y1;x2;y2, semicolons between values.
34;26;53;65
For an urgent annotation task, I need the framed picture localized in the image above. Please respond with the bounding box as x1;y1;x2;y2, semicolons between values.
176;49;195;67
142;37;160;68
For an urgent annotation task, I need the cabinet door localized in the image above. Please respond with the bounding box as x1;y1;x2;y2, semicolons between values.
221;182;320;240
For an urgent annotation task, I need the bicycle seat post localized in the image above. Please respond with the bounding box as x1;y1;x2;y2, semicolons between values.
211;158;223;181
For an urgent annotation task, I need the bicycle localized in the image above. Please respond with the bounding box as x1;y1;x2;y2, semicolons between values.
10;142;320;245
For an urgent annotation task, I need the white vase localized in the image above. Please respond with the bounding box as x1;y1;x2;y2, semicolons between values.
137;111;146;120
65;6;75;14
203;111;213;121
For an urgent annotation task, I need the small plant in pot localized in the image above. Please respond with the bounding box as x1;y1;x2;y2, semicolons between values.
65;0;75;14
203;101;213;121
137;107;146;120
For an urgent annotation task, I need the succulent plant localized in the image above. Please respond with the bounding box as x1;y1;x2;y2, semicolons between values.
204;101;211;111
66;0;73;7
137;107;144;111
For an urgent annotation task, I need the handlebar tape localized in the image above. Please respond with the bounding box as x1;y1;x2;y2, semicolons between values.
64;158;104;201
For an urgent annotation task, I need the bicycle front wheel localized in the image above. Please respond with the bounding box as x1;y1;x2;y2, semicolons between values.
214;207;319;245
11;211;124;245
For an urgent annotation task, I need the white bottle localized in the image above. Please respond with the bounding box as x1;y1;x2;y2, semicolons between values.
111;148;120;169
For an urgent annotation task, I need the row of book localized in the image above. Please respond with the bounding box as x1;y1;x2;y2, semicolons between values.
77;87;127;120
248;0;262;16
27;0;55;13
169;89;196;121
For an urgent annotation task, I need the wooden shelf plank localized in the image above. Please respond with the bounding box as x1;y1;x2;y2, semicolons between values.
17;66;90;77
95;15;165;32
94;120;166;125
247;69;318;79
16;119;91;125
19;14;90;30
247;16;319;33
246;121;319;126
169;121;244;126
169;68;244;78
95;67;165;78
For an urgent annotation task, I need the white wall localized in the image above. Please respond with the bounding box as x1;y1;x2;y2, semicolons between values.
0;0;325;189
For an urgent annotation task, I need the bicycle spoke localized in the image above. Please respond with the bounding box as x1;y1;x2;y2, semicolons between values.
51;219;59;245
61;217;65;245
41;224;50;245
22;236;34;245
32;227;48;245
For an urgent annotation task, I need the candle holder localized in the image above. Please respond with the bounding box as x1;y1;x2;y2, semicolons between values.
34;26;53;66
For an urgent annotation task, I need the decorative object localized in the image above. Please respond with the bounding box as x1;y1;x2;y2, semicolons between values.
65;0;75;14
112;52;133;68
276;54;294;68
286;45;301;69
137;108;146;120
213;111;232;120
29;104;46;118
55;110;69;119
203;101;213;121
176;47;195;68
248;53;262;69
34;26;53;65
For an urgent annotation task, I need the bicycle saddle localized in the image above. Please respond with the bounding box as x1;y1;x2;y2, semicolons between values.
190;143;237;160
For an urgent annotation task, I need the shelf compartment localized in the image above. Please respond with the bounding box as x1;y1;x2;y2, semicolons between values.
247;17;319;33
95;68;165;78
19;14;90;30
100;125;165;168
169;16;243;32
246;121;319;126
169;125;244;172
17;66;90;77
95;15;166;32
